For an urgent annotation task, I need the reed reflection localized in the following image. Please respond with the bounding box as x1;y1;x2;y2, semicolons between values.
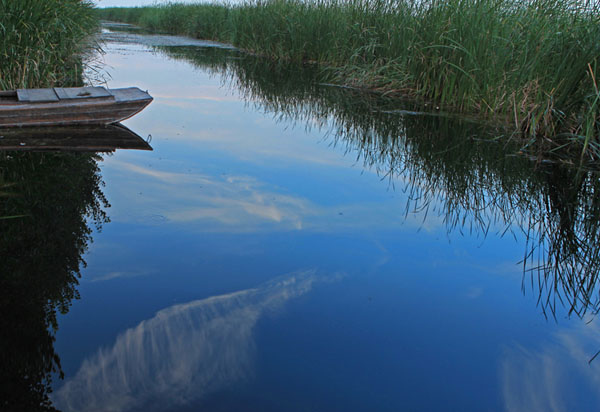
0;150;108;410
159;45;600;320
0;124;149;410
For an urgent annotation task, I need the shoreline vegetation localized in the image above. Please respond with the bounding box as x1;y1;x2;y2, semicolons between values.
1;0;97;219
97;0;600;163
0;0;98;90
0;3;103;408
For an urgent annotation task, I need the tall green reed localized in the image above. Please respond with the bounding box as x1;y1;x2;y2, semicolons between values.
0;0;98;89
98;0;600;160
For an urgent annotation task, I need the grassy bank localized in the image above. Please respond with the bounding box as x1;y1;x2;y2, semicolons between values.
0;0;98;90
98;0;600;160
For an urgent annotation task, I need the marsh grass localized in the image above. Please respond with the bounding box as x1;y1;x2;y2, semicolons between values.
0;0;98;89
99;0;600;160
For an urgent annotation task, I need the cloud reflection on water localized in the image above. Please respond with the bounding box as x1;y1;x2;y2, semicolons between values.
54;270;337;412
106;159;443;233
501;319;600;412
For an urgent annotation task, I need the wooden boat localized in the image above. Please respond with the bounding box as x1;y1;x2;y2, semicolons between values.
0;86;153;127
0;123;153;152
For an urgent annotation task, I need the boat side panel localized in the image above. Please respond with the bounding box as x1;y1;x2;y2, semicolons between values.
0;99;152;127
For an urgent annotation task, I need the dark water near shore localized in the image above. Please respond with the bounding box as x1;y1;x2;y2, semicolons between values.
2;26;600;411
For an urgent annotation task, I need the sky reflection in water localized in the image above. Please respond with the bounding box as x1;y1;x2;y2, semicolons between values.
54;271;335;412
49;30;600;411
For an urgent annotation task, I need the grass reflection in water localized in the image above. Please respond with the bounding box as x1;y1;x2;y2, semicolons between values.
160;45;600;321
0;151;109;410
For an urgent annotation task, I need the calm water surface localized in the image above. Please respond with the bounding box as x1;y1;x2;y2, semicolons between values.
2;27;600;411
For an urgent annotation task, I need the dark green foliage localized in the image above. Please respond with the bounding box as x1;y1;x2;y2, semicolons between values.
0;0;98;89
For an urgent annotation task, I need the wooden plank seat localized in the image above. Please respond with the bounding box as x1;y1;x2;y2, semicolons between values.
54;87;113;100
16;87;115;103
17;89;59;102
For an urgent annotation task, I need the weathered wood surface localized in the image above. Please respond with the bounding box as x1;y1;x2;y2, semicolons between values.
0;123;153;152
110;87;151;102
54;87;113;100
17;89;59;102
16;87;114;102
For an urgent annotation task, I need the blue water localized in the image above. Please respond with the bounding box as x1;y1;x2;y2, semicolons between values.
40;29;600;411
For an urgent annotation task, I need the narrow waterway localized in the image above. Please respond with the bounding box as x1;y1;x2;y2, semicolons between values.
3;25;600;411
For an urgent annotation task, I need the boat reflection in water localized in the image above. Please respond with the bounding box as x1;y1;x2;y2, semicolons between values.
0;123;151;410
0;123;153;153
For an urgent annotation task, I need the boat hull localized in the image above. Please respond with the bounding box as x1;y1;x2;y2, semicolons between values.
0;87;153;127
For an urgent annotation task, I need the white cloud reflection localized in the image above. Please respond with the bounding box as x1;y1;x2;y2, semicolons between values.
106;159;440;233
501;319;600;411
89;270;154;283
54;270;338;412
109;160;310;230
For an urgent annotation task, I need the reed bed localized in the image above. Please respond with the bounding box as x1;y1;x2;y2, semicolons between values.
0;0;98;90
99;0;600;160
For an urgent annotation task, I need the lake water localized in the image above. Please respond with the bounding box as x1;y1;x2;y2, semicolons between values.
2;26;600;411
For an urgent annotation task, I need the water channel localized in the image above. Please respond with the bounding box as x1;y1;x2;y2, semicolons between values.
2;25;600;411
